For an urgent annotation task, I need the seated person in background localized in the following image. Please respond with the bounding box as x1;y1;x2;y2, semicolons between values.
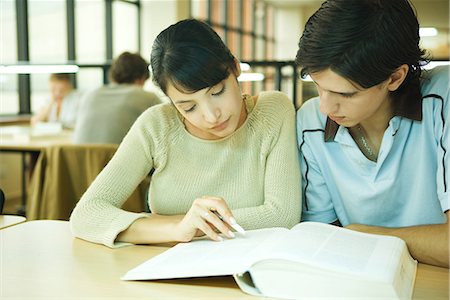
70;19;301;248
296;0;449;267
73;52;161;144
31;73;80;128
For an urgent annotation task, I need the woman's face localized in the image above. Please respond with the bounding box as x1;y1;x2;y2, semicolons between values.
310;68;392;128
50;79;72;103
166;73;245;140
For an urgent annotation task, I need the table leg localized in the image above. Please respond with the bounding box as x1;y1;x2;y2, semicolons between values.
18;153;27;216
17;151;39;216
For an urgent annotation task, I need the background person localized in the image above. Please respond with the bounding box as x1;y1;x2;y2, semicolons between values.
31;73;80;128
73;52;161;144
296;0;449;267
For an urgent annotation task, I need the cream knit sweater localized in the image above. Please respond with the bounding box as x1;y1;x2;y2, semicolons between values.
70;91;301;247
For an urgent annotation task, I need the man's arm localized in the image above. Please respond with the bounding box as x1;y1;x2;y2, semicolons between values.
346;210;449;268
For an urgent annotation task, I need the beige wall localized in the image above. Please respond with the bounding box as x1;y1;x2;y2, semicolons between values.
140;0;190;63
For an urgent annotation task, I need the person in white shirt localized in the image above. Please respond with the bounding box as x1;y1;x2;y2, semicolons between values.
31;73;80;128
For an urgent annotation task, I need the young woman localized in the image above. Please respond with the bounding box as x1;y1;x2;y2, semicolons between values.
70;19;301;248
296;0;449;267
31;73;81;128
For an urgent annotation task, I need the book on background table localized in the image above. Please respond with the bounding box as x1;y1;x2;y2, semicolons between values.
0;122;64;142
122;222;417;300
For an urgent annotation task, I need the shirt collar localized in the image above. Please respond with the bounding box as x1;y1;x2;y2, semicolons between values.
324;92;423;142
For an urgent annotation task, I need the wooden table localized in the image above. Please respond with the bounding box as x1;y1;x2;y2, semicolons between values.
0;215;26;229
1;221;448;299
0;124;73;151
0;114;31;125
0;125;73;214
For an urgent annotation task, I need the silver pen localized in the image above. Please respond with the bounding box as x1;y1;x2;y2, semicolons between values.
212;211;246;235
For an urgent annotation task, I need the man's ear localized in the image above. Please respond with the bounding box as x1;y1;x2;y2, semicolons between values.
387;64;409;92
233;58;242;77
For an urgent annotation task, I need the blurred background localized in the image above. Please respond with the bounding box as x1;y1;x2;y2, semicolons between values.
1;0;448;115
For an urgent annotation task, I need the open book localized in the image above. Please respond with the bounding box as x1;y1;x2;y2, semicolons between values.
122;222;417;299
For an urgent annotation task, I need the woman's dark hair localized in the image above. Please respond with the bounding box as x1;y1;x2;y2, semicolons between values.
296;0;429;103
109;52;150;84
150;19;237;94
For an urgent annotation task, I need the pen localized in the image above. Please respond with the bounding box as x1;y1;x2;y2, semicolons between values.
212;211;246;235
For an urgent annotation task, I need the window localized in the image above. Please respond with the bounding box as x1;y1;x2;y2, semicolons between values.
0;0;18;114
76;0;105;64
28;1;67;63
30;74;50;114
113;1;139;57
190;0;277;95
2;0;142;115
77;68;103;92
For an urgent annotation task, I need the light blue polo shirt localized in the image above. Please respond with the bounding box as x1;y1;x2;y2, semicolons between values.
296;65;449;227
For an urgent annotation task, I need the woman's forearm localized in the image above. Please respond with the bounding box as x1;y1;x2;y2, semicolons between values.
116;214;185;244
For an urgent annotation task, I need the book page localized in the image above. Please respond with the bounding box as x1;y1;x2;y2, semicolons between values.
122;227;288;280
257;222;406;281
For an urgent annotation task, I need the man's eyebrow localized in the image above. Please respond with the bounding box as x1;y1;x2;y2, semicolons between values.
312;80;359;94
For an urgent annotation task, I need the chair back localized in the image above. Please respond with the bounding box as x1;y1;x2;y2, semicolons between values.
27;144;148;220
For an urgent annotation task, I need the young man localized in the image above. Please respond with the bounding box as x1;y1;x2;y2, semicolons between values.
296;0;449;267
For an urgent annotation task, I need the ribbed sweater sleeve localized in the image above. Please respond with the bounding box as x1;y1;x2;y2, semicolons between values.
70;106;158;248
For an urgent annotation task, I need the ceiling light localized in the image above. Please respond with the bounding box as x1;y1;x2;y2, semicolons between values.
239;63;251;71
419;27;438;37
238;72;265;82
423;61;450;70
0;64;79;74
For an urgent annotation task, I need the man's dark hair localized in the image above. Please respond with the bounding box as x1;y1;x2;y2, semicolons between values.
109;52;150;84
296;0;429;103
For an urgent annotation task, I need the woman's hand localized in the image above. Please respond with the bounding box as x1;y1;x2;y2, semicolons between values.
176;196;237;242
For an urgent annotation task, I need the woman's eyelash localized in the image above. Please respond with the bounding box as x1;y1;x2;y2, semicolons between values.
341;92;356;98
183;84;225;112
212;86;226;96
184;105;196;113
